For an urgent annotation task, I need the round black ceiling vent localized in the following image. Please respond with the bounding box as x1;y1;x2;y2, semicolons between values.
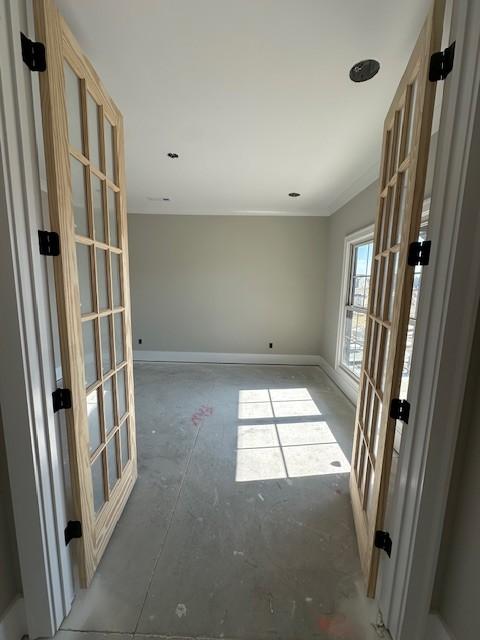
288;192;301;197
349;59;380;83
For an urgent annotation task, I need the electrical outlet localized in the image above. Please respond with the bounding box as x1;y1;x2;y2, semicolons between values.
138;338;142;345
269;342;273;349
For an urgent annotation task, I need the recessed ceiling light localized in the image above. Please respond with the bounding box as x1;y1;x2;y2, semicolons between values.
288;192;301;197
349;59;380;83
167;152;179;159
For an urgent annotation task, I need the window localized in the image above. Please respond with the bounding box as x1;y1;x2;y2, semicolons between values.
337;216;427;388
338;232;374;381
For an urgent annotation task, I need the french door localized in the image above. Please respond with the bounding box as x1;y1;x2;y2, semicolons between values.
35;0;137;586
350;0;444;596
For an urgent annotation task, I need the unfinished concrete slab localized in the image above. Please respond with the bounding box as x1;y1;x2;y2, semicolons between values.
62;363;381;640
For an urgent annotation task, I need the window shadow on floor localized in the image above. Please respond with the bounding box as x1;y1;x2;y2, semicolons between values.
236;387;351;482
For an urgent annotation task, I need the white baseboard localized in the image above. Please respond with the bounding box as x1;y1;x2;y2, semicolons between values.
317;355;358;406
425;613;454;640
0;598;27;640
133;350;322;366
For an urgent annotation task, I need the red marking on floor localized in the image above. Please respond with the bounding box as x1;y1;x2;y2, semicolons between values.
191;405;214;426
317;614;357;638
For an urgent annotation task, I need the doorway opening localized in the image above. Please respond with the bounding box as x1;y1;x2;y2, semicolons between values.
16;0;448;639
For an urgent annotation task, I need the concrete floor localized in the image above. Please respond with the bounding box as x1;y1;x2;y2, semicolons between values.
60;363;384;640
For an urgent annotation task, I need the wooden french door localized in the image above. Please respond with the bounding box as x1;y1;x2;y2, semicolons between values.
35;0;137;586
350;0;444;596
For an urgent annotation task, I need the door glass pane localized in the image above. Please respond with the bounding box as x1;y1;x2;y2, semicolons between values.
366;390;376;443
120;421;129;469
70;157;89;236
103;377;115;434
64;63;83;152
76;244;93;314
114;313;125;364
381;129;391;189
91;454;105;513
100;316;112;374
117;367;127;419
111;253;122;307
374;257;385;317
381;332;391;392
394;107;404;172
87;389;102;453
395;171;409;244
387;123;396;183
373;400;383;459
87;94;100;169
92;174;105;243
82;320;98;387
365;461;376;522
405;79;418;157
385;186;395;250
388;111;400;180
107;188;119;247
96;249;109;310
107;436;119;490
387;252;399;321
104;118;115;181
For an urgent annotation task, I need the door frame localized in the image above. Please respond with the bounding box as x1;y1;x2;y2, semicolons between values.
378;0;480;637
0;0;479;638
0;0;74;637
334;223;375;404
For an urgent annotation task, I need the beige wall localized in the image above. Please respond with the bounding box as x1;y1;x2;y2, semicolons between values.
128;134;438;362
0;409;21;618
129;215;328;355
319;182;378;368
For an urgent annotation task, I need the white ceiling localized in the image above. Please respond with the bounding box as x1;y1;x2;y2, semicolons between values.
56;0;431;216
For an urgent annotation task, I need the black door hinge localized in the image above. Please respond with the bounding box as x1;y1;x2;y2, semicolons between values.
375;530;392;557
429;41;455;82
408;240;431;266
38;230;60;256
52;388;72;413
64;520;82;545
390;398;410;424
21;33;46;72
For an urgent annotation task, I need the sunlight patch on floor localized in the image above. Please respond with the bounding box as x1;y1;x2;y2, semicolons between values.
235;388;351;482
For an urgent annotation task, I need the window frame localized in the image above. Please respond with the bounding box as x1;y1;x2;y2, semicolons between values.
335;224;375;391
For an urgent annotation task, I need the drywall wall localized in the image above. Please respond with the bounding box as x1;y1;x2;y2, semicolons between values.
0;408;21;618
128;215;327;355
320;181;378;369
430;305;480;638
